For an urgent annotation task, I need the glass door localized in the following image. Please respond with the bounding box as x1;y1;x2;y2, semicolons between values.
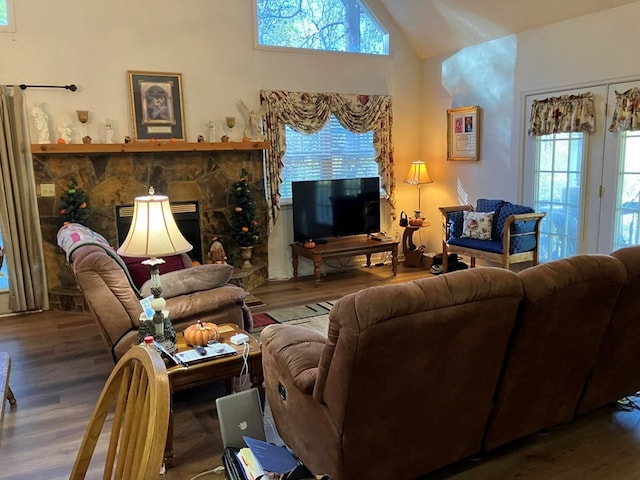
523;86;606;262
524;81;640;261
601;80;640;253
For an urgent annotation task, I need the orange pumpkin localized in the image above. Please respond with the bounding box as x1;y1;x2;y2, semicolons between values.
184;320;220;346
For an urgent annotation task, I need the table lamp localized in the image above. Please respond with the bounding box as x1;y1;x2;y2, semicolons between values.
116;187;193;353
404;160;433;219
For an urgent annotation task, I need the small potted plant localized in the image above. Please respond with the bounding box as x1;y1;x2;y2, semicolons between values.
58;177;91;226
230;168;260;268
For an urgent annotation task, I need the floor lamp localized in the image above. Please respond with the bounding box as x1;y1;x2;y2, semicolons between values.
404;160;433;219
116;187;193;353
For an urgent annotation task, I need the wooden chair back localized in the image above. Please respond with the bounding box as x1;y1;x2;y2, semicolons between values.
69;345;170;480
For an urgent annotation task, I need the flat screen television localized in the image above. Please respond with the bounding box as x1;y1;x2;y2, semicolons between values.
292;177;381;242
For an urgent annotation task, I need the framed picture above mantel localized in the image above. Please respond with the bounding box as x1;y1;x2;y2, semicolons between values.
128;71;186;141
447;105;480;161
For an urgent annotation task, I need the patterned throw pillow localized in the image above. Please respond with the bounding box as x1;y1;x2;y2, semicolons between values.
461;211;493;240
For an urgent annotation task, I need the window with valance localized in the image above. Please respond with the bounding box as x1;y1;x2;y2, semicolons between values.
260;90;395;230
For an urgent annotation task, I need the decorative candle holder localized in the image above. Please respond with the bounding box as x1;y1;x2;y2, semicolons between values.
77;110;89;142
225;116;235;141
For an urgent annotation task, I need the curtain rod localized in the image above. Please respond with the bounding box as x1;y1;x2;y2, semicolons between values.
4;84;77;91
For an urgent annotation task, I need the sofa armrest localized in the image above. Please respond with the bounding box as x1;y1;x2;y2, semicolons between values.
261;324;326;395
439;205;474;241
502;212;546;254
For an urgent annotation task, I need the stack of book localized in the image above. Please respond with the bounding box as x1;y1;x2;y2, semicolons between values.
223;436;301;480
235;447;264;480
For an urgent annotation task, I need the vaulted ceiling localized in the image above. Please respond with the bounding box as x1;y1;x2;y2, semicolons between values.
378;0;639;59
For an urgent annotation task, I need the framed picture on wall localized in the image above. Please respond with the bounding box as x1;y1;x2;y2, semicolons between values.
128;71;186;141
447;105;480;161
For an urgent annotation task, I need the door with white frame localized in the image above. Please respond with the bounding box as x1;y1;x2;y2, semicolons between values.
524;81;640;262
603;81;640;252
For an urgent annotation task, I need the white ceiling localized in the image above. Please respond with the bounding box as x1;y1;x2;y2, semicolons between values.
378;0;639;59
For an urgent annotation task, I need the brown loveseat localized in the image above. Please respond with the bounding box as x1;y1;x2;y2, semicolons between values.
60;225;252;362
261;248;638;480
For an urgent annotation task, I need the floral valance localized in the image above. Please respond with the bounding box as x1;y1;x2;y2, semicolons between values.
528;92;595;136
260;90;394;231
608;87;640;133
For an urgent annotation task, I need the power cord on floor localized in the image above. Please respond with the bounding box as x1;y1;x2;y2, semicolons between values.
189;465;225;479
237;340;251;390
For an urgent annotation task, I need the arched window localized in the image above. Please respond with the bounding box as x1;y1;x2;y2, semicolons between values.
0;0;15;33
255;0;389;56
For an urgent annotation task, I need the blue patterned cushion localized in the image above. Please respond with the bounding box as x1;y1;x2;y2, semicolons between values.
447;210;465;238
496;202;537;254
510;236;536;254
477;199;504;238
476;199;504;213
496;202;534;237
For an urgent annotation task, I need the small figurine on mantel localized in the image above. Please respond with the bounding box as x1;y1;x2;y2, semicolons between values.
237;99;268;141
57;125;72;144
105;121;114;144
207;120;216;142
208;236;227;264
32;104;51;144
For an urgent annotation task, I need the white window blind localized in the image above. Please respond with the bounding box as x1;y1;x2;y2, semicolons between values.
281;115;378;199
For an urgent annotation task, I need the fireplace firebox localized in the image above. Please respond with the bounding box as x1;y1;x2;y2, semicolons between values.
116;201;202;264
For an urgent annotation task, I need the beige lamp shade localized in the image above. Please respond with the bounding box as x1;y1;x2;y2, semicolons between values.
404;160;433;215
404;160;433;185
117;190;193;258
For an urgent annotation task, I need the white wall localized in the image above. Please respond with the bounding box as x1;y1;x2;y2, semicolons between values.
419;2;640;252
0;0;423;280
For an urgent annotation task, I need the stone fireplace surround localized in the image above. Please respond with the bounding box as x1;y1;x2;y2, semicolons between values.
32;143;268;298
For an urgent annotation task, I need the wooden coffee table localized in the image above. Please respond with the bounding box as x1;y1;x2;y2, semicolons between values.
164;323;263;464
291;236;398;285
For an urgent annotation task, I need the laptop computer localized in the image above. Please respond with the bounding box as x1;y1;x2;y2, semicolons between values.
216;388;267;449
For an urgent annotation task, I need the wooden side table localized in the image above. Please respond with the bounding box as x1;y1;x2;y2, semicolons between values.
402;223;430;267
164;323;262;465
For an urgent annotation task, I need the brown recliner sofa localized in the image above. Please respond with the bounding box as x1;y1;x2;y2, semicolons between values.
576;245;640;416
261;252;631;480
63;228;252;362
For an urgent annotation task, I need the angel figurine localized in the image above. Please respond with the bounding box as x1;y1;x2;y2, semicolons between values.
57;125;72;144
237;99;268;141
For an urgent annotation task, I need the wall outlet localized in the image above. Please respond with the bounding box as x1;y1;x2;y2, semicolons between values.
40;184;56;197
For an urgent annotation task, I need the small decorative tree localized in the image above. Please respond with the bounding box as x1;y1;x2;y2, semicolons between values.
58;177;91;226
230;169;261;248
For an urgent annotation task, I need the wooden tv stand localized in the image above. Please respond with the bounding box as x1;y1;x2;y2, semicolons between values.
290;236;399;285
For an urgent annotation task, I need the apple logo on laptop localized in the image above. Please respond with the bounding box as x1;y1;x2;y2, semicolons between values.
238;421;248;431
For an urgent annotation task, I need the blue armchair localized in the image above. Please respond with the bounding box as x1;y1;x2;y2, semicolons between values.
439;199;546;273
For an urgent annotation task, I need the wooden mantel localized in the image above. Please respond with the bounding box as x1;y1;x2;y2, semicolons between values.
31;141;268;155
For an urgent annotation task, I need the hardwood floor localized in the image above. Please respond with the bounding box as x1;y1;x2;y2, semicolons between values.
1;263;640;479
